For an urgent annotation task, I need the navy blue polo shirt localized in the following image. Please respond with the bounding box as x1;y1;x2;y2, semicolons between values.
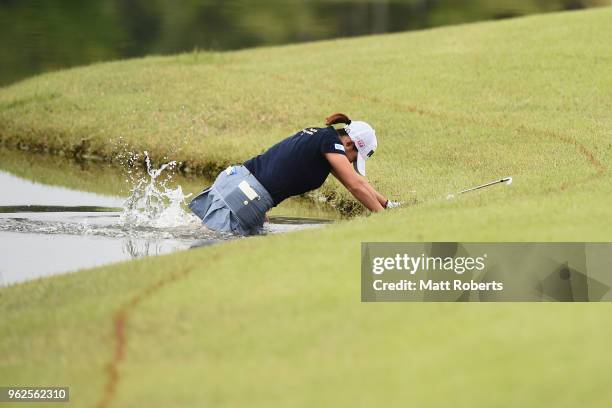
243;126;346;206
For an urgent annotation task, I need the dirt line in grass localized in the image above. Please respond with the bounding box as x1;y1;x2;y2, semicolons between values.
95;260;208;408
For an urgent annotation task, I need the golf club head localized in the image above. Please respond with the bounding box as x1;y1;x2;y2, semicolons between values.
503;177;513;185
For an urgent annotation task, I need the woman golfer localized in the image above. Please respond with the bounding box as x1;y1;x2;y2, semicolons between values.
189;113;398;235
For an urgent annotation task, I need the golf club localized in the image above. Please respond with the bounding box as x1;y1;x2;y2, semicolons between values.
446;177;512;200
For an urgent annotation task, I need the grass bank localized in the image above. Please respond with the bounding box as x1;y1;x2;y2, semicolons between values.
1;8;612;407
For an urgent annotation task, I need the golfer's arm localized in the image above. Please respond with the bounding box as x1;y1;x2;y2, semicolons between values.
361;179;388;207
325;153;383;212
333;170;382;212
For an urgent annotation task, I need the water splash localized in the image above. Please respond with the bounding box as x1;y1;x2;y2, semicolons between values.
119;151;199;229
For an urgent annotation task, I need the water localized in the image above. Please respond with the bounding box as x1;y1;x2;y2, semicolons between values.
0;152;333;287
1;0;602;86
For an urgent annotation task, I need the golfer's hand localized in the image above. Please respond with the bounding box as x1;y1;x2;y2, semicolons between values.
385;200;402;209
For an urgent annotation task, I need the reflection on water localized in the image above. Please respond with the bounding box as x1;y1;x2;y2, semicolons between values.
0;169;124;207
0;230;194;287
1;0;605;86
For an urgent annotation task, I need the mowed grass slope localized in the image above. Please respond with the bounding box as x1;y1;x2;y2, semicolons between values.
1;8;612;407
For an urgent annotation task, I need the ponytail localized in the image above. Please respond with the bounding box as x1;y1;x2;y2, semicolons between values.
325;112;351;126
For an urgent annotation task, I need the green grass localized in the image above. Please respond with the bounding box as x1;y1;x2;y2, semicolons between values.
1;8;612;407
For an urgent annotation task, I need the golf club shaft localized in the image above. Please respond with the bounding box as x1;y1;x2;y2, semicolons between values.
457;178;508;195
402;177;511;206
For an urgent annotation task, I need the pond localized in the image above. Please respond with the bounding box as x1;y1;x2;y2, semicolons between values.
0;148;336;286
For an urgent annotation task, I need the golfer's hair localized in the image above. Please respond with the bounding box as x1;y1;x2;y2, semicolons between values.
325;113;351;126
